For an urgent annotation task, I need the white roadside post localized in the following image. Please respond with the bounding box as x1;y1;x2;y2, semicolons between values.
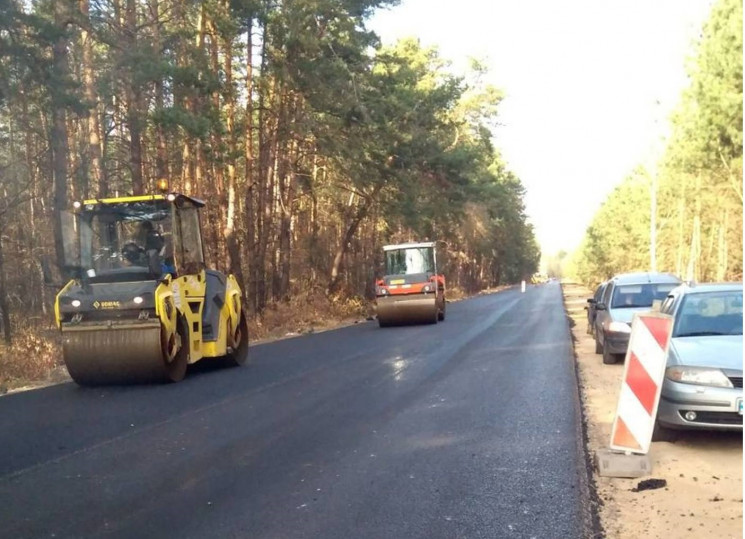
595;311;673;478
521;280;526;293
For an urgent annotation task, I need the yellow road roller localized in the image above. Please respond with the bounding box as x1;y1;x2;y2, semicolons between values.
54;193;248;385
375;242;446;327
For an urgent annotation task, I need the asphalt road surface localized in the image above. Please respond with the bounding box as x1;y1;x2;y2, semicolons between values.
0;282;592;538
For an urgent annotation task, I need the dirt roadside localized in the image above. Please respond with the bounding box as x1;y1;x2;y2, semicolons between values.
563;282;743;539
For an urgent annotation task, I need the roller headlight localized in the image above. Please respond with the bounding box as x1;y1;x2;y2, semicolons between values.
71;300;81;308
665;366;733;387
376;287;388;296
133;296;144;305
422;284;431;293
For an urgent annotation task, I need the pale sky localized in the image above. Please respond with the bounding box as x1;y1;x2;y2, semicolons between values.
369;0;713;255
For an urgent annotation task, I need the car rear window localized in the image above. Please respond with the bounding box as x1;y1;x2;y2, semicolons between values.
611;283;678;309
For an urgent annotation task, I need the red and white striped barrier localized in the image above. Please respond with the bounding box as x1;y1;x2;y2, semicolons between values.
609;312;673;454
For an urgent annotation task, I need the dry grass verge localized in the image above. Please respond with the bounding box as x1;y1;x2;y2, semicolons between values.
0;323;66;394
247;290;370;343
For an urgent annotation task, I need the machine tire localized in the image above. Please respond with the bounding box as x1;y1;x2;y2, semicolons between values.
378;317;390;328
224;311;249;367
602;345;618;365
438;300;446;321
164;317;189;382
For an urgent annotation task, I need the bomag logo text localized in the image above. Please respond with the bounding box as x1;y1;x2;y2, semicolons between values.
93;300;120;309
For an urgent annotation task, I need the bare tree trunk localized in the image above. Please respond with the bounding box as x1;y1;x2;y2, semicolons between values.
277;138;294;301
191;4;207;201
328;210;366;295
723;209;728;279
80;0;103;197
268;130;281;301
173;0;191;193
182;143;193;194
20;90;47;316
704;217;716;282
676;191;685;278
101;104;113;194
244;18;256;311
0;219;12;345
52;1;71;271
269;86;290;301
308;154;321;281
277;95;301;300
686;176;702;282
328;186;381;295
125;0;144;195
365;203;380;299
254;38;272;311
150;0;168;183
223;6;245;289
716;210;728;281
278;178;294;299
68;115;82;199
208;12;226;267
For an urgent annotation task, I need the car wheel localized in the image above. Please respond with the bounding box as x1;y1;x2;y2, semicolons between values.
652;420;679;442
602;344;617;365
595;335;602;354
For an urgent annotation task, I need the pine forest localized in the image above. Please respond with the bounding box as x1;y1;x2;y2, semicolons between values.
0;0;540;353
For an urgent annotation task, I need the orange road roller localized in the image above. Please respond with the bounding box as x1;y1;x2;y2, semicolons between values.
375;242;446;327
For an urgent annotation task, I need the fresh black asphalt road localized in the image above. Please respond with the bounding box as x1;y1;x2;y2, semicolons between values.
0;282;592;538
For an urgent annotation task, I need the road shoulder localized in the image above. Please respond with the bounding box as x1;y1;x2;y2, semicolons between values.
562;282;743;539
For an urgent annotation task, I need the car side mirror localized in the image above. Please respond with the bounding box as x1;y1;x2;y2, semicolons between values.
587;298;596;304
596;303;607;311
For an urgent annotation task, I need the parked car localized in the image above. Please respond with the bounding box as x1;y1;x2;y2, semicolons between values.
586;281;607;336
653;282;743;440
594;272;681;364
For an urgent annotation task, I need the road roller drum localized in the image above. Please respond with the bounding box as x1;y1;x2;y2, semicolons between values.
61;321;184;385
376;295;439;326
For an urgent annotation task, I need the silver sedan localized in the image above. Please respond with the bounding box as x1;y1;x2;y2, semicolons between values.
655;282;743;439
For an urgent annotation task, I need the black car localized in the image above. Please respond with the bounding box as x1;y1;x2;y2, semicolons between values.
586;281;607;336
